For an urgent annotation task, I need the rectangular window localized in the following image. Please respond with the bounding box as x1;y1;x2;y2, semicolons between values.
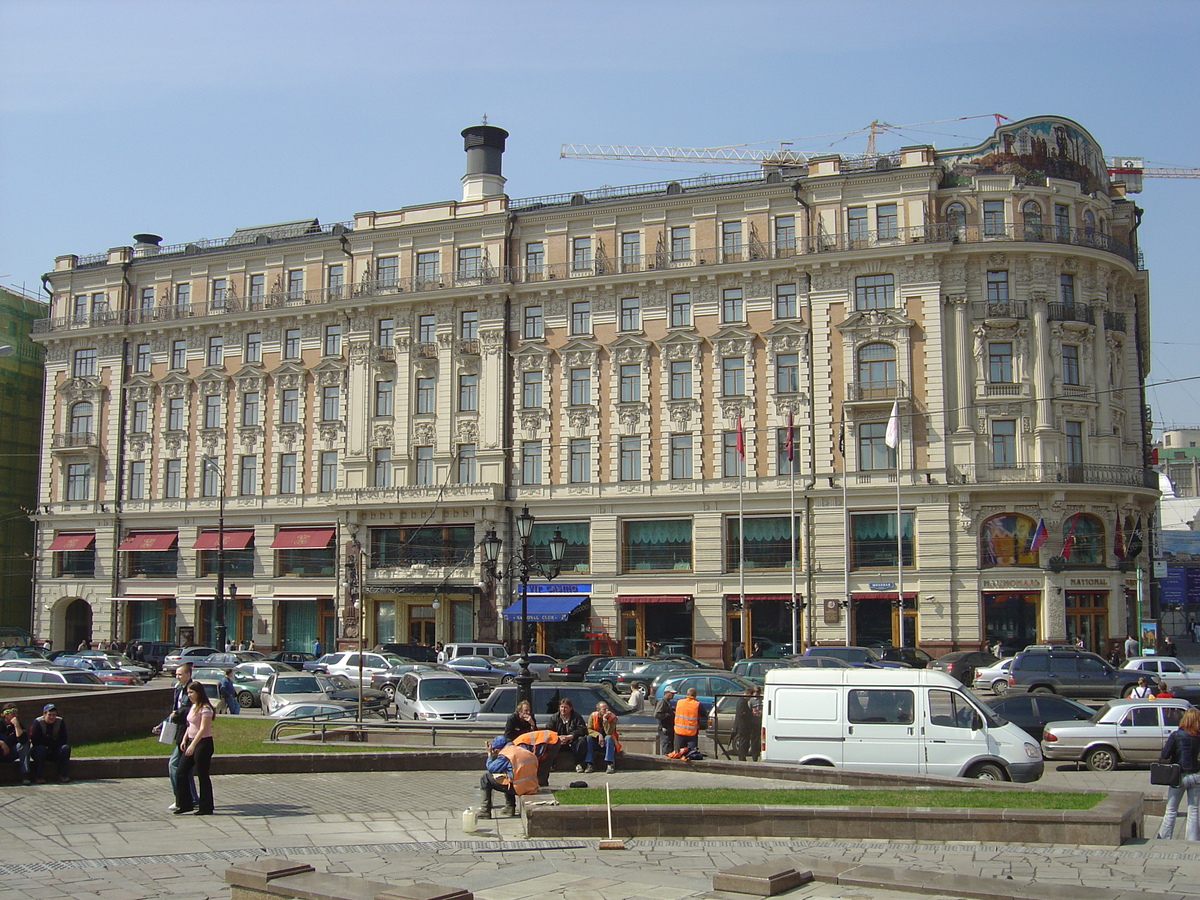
457;444;476;484
624;518;692;572
848;206;869;241
139;287;155;312
239;455;258;496
1062;345;1080;386
1065;421;1084;465
374;380;394;416
418;313;436;344
460;309;478;340
284;328;300;359
321;385;340;421
323;324;341;357
983;200;1005;236
245;332;262;363
206;336;223;367
620;296;640;331
286;269;304;299
670;226;691;262
1054;203;1070;239
621;232;640;269
722;357;745;396
326;264;344;300
670;435;693;480
777;427;796;475
1060;273;1075;305
73;348;97;377
416;376;435;414
876;203;898;240
988;342;1013;383
171;340;187;369
203;394;222;429
775;283;797;319
986;270;1009;301
991;420;1017;467
727;515;802;570
523;305;543;339
211;278;228;309
131;400;149;434
723;431;743;477
569;368;591;406
319;451;338;492
570;300;591;335
521;440;542;485
458;372;478;411
377;256;399;287
201;460;220;498
670;361;692;400
174;283;191;310
569;438;590;483
722;288;743;323
377;318;394;348
858;422;895;470
66;462;91;501
281;388;299;424
414;446;434;486
722;221;743;261
776;352;799;393
619;364;641;403
242;392;260;426
128;461;146;500
571;237;592;271
670;292;692;328
522;370;542;409
619;436;641;482
775;214;796;254
416;251;439;283
525;242;544;275
457;247;482;279
855;274;894;310
850;512;914;569
167;397;185;431
164;459;181;499
373;448;392;487
279;453;297;493
248;273;265;300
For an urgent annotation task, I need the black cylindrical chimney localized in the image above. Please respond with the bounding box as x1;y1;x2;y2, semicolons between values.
461;124;509;200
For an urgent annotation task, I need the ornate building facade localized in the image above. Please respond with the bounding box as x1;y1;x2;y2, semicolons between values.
31;116;1157;661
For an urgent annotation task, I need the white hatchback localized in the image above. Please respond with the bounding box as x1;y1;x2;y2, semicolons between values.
314;651;393;683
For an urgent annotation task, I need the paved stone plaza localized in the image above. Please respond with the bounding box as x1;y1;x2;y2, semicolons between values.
0;765;1197;900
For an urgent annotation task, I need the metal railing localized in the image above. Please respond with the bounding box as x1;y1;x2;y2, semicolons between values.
971;300;1028;319
846;380;908;402
950;463;1158;489
51;432;97;449
1047;302;1095;325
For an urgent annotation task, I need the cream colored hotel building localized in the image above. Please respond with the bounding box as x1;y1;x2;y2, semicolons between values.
31;115;1157;663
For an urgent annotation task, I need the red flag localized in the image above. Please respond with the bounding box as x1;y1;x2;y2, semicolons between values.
1062;514;1079;561
736;413;745;461
1113;515;1125;560
784;410;794;463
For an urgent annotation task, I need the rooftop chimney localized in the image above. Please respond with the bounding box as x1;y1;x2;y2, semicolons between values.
461;124;508;201
132;233;163;258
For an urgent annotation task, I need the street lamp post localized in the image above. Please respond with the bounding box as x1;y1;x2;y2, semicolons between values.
203;457;227;653
482;506;567;707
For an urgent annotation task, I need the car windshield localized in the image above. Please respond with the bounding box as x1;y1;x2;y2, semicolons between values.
277;676;324;694
327;674;354;689
64;672;99;684
418;679;475;701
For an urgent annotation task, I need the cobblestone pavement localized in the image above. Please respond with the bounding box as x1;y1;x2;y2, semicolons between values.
0;767;1198;900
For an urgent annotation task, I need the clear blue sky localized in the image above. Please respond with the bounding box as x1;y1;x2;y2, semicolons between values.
2;0;1197;427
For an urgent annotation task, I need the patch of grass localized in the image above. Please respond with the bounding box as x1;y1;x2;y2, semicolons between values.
77;716;383;757
555;787;1104;810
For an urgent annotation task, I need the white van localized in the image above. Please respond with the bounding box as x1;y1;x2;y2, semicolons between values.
438;643;508;663
761;667;1043;782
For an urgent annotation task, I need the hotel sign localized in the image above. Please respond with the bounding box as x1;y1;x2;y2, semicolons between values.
981;578;1042;590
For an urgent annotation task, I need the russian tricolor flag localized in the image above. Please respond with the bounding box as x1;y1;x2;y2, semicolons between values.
1029;518;1048;553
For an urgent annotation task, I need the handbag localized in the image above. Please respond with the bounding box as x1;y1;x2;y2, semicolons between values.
157;718;179;745
1150;763;1182;787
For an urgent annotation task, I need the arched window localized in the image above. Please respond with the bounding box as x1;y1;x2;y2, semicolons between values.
1082;209;1096;244
1063;513;1104;566
857;342;896;400
69;401;93;436
945;202;966;240
1022;201;1043;241
980;513;1040;567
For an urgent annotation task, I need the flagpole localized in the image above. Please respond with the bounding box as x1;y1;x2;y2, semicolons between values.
789;411;798;654
896;404;905;651
738;414;747;661
841;407;851;647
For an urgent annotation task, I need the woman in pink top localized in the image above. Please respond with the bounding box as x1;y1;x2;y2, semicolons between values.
173;680;215;815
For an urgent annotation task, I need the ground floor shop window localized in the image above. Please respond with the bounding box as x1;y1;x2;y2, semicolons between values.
451;600;473;642
852;595;916;648
618;598;693;656
279;598;335;652
409;605;435;645
127;599;173;641
983;592;1038;651
1066;591;1107;655
374;601;397;643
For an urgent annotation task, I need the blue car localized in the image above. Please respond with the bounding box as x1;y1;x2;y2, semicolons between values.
802;646;910;669
651;671;757;706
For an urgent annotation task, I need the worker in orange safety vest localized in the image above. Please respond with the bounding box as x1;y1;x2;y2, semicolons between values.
672;687;706;756
513;728;562;785
586;701;622;774
481;736;538;818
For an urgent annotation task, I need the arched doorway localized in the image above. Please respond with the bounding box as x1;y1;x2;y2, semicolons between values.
64;598;93;651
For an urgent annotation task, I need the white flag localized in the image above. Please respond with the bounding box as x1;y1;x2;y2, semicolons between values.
884;401;900;449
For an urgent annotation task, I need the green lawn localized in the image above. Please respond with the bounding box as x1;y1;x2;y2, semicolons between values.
555;787;1104;810
77;716;383;757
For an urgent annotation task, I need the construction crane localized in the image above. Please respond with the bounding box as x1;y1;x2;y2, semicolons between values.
1106;158;1200;193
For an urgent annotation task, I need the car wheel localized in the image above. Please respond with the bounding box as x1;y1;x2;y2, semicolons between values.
1084;746;1118;772
382;684;396;701
501;675;515;684
237;691;255;709
991;679;1009;695
1031;685;1056;694
968;762;1006;781
601;679;616;690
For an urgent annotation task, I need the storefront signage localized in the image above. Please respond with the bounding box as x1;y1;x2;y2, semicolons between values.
1066;577;1110;588
868;581;895;591
525;583;591;594
981;579;1042;590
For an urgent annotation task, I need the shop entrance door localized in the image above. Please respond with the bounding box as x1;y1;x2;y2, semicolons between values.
620;607;641;656
409;606;436;646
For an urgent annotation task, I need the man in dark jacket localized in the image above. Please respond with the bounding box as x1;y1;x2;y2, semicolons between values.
654;688;677;755
0;706;30;784
548;698;588;773
30;704;70;783
153;663;196;810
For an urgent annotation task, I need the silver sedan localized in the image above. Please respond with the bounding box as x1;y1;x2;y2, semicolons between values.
1040;698;1189;772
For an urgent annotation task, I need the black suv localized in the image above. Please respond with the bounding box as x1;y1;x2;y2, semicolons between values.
126;641;178;676
1009;647;1141;699
373;643;439;663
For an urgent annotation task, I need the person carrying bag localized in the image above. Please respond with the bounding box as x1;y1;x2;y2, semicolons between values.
1156;707;1200;841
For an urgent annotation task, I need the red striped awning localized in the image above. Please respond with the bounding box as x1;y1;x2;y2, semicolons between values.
617;595;692;604
724;593;797;603
851;591;918;600
117;531;179;552
48;532;95;551
271;527;335;549
192;529;255;551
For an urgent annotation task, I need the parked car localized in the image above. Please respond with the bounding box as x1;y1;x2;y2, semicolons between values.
616;659;701;693
440;643;508;663
260;671;388;714
56;655;139;686
878;647;935;669
547;654;608;681
264;650;318;666
972;657;1015;694
1121;656;1200;690
192;665;266;709
311;651;394;683
373;643;439;664
163;647;220;670
789;656;856;669
392;671;480;721
126;641;178;675
985;693;1096;741
1009;647;1141;699
802;646;909;669
732;658;800;686
443;655;524;685
477;682;656;726
651;671;757;706
502;653;559;679
371;662;456;701
235;660;298;682
584;657;655;690
0;646;50;661
928;650;999;685
69;650;154;683
266;700;360;720
202;651;266;667
1041;698;1191;771
0;665;106;686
